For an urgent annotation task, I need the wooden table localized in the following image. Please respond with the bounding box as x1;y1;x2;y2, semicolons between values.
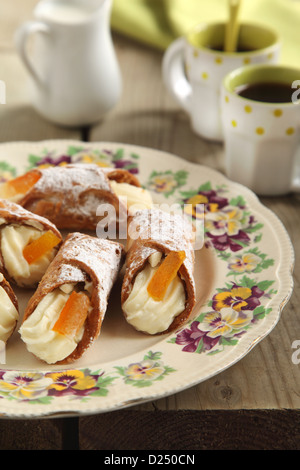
0;1;299;451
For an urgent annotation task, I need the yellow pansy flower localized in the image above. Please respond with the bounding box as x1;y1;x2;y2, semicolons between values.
205;206;248;237
46;370;97;391
125;360;164;381
213;286;253;312
149;174;177;193
0;371;52;400
229;253;261;273
199;307;252;338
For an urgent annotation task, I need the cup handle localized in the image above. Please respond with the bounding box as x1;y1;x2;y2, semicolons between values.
162;37;192;114
14;21;50;87
291;146;300;192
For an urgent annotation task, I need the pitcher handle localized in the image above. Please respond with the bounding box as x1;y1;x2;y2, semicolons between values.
15;21;50;87
162;37;192;114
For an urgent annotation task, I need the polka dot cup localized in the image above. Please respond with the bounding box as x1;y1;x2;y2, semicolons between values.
162;22;280;141
221;64;300;195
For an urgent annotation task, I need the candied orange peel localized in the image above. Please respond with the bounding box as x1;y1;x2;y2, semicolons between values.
23;230;61;264
147;250;186;301
52;291;90;338
5;171;40;196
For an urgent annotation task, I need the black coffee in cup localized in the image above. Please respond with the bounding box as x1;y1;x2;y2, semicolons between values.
206;43;256;53
236;82;293;103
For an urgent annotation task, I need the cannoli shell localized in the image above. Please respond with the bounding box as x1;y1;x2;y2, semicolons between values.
23;232;124;364
103;167;141;187
0;199;62;285
121;209;196;334
0;273;19;341
18;164;141;230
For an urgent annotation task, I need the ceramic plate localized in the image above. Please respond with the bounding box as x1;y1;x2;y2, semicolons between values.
0;140;294;418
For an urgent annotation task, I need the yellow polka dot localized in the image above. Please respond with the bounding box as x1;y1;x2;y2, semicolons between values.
273;109;283;117
243;57;251;65
231;120;237;127
225;95;229;103
193;49;199;58
267;52;273;60
256;127;265;135
286;127;295;135
201;72;208;80
244;105;252;113
215;57;223;65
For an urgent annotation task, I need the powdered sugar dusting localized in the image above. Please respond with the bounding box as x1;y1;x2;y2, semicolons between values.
52;264;86;285
55;233;123;312
0;198;60;232
128;209;195;277
35;164;111;194
34;164;114;218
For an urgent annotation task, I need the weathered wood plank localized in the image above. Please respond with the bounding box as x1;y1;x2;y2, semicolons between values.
0;418;65;450
79;410;300;450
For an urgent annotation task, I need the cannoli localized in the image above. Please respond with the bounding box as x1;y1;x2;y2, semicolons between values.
121;209;196;335
0;199;62;288
19;232;124;364
0;164;153;230
0;273;19;343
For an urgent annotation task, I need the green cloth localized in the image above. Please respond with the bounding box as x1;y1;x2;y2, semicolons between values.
111;0;300;65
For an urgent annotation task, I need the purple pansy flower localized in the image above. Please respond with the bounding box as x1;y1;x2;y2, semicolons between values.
175;321;220;353
36;155;72;167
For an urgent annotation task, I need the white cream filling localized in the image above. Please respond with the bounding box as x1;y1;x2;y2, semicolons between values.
0;281;18;343
19;285;89;364
110;181;153;213
1;225;56;287
123;252;186;334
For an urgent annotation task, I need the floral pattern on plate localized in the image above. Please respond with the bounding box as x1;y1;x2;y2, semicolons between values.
0;145;140;181
114;351;176;388
27;146;140;174
180;182;264;252
145;169;188;197
0;351;175;404
0;368;115;404
171;276;275;354
167;181;276;355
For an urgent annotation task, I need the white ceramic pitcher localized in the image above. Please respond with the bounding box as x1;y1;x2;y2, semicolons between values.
15;0;122;127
